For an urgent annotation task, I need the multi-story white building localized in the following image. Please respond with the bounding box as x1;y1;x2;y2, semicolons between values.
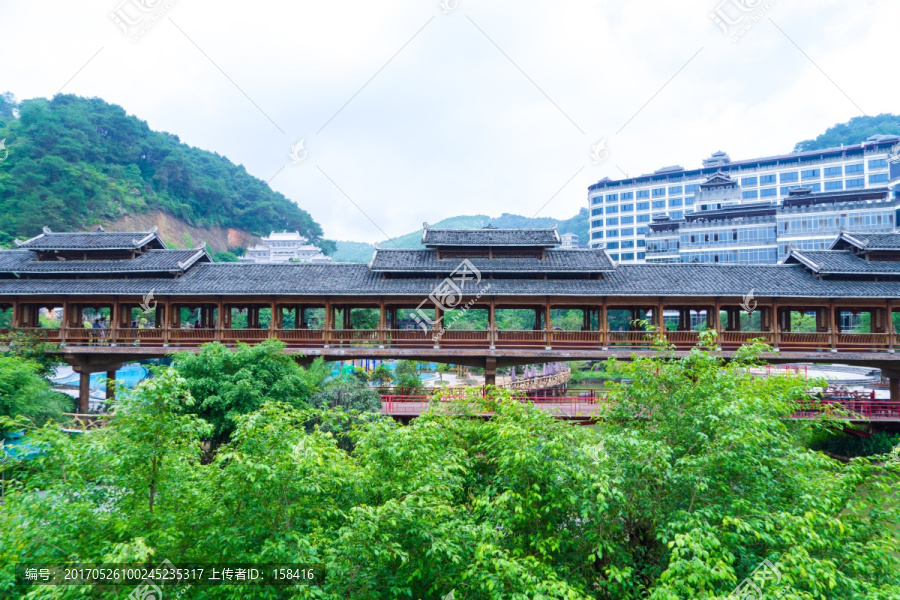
588;135;900;262
239;231;331;264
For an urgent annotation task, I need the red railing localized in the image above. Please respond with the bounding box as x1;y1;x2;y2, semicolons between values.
379;388;900;422
793;400;900;421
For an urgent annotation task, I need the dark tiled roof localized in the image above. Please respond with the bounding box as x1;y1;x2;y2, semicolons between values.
369;249;614;272
421;228;560;247
0;249;208;274
1;262;900;298
832;232;900;251
784;250;900;275
16;230;166;250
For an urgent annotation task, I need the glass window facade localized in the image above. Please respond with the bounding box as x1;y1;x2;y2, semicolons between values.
637;201;650;211
652;200;666;209
870;173;889;183
741;176;757;186
668;197;683;207
760;174;776;185
824;166;842;177
845;163;863;174
780;171;798;182
801;169;819;179
636;189;650;199
846;177;864;188
621;203;634;212
824;180;843;191
591;207;603;216
652;187;665;197
760;187;776;197
742;190;759;199
869;158;887;169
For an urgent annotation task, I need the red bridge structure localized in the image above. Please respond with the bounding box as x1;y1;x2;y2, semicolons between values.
3;226;900;412
379;388;900;424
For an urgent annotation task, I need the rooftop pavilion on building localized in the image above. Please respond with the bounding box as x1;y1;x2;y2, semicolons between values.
588;136;900;263
6;224;900;409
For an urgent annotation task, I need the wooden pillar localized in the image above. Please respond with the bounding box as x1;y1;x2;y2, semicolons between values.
888;300;896;352
600;301;608;349
299;306;306;329
657;300;665;332
106;370;116;403
828;301;838;351
545;302;552;349
534;308;542;330
489;299;496;349
78;371;91;413
772;300;780;349
216;300;224;341
891;377;900;403
324;300;332;347
713;299;722;334
378;301;387;347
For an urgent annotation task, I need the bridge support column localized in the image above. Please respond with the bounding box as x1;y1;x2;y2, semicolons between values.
484;357;496;387
65;354;124;414
78;372;91;413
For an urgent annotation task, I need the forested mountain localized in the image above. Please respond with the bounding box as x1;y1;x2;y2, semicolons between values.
0;93;332;252
793;113;900;152
331;208;590;262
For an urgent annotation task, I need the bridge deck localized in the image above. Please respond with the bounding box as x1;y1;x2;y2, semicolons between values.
381;395;900;422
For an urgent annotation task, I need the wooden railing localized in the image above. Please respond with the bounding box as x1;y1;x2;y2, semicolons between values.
551;330;602;348
23;325;897;353
665;330;700;349
387;329;434;347
495;330;547;347
116;327;165;346
835;333;890;351
608;330;655;347
170;328;219;345
720;331;774;348
276;328;325;346
438;330;491;347
778;332;831;351
220;328;268;343
331;329;381;345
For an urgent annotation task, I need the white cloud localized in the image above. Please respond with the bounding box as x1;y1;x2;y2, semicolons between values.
0;0;896;242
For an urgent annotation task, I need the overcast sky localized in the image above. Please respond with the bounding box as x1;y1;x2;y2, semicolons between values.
1;0;896;242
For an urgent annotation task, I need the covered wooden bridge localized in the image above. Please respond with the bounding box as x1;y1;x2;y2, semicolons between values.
3;226;900;411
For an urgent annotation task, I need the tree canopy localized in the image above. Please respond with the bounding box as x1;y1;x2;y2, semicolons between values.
0;94;328;247
1;338;897;599
793;113;900;152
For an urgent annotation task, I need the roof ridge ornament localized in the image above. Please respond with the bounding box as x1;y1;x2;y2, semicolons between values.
95;225;105;232
42;226;51;234
151;225;158;233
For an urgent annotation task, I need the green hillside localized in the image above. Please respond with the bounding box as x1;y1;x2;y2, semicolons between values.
331;208;590;263
794;113;900;152
0;93;333;252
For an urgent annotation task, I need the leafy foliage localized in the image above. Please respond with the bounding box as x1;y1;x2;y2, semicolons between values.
0;94;327;246
793;113;900;152
170;340;320;441
0;355;70;427
0;342;898;599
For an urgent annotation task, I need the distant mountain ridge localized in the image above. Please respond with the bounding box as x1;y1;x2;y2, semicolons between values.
332;209;589;263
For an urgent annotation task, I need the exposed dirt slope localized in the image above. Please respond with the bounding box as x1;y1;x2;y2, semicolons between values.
102;210;259;253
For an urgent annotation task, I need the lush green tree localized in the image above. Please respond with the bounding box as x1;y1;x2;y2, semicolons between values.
309;380;381;413
170;339;319;441
0;355;70;427
0;339;898;599
212;250;240;262
794;113;900;152
368;363;393;386
0;94;329;246
0;329;61;376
